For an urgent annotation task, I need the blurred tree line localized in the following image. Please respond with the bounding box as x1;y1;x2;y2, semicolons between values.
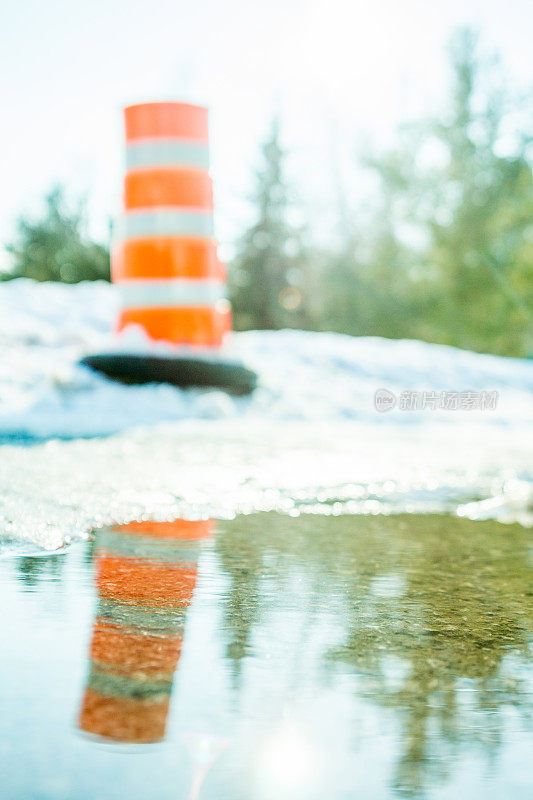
2;29;532;356
230;28;533;356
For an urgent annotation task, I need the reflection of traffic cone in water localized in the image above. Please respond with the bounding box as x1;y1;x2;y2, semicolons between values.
81;101;257;394
113;102;230;347
78;519;212;744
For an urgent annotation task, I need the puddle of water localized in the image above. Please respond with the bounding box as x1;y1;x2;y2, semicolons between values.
0;513;531;799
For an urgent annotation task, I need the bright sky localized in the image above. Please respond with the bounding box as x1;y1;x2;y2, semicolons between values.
1;0;531;263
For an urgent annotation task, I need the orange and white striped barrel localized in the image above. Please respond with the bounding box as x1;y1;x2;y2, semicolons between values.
78;519;213;744
112;102;231;347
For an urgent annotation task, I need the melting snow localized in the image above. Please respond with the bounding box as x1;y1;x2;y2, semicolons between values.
0;279;531;549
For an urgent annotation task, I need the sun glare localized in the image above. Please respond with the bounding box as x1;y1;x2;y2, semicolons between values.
254;720;321;799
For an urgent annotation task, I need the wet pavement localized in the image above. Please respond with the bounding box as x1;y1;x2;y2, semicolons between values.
1;513;531;798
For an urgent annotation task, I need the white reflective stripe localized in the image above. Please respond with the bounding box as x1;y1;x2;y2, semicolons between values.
117;279;226;308
126;140;210;170
116;209;214;240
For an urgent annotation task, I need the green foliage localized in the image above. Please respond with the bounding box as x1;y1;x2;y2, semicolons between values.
354;27;533;356
229;119;315;330
3;186;110;283
231;29;533;356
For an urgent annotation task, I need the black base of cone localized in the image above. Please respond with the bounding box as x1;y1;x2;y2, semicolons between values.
80;353;257;395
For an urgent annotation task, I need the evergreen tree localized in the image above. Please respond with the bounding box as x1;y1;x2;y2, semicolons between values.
359;28;533;355
229;119;312;330
3;186;110;283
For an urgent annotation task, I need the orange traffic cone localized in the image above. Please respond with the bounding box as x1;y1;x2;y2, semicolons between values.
82;101;256;394
78;519;212;744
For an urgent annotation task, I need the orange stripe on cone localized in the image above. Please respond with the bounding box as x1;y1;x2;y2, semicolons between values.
95;555;198;608
118;519;213;540
79;690;169;744
124;168;213;210
90;619;183;676
117;305;231;347
112;238;225;281
125;102;208;143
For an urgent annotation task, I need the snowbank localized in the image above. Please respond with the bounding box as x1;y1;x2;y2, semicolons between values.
1;279;531;440
0;279;532;549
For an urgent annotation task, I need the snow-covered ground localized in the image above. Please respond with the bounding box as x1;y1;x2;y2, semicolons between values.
0;279;532;550
1;279;532;439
